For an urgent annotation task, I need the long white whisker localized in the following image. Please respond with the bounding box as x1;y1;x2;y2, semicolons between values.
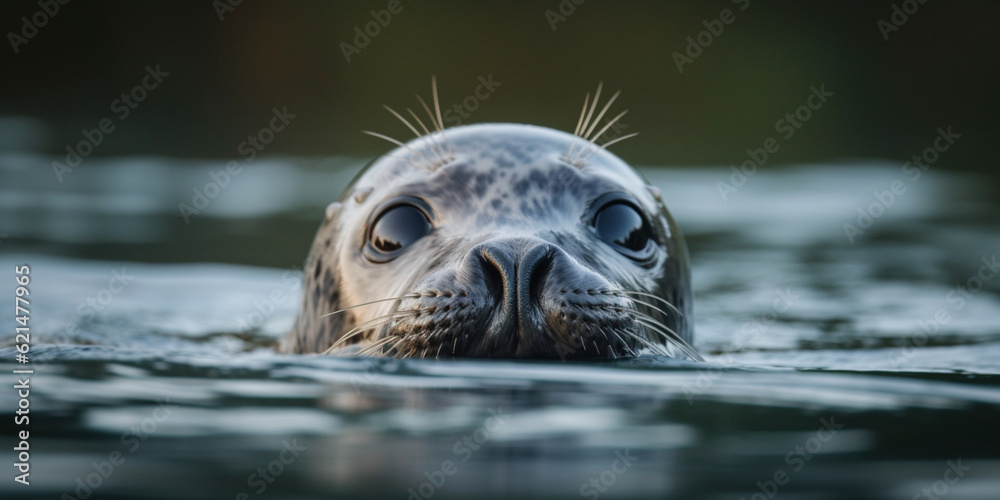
575;109;628;162
582;90;622;142
632;316;704;362
609;330;638;357
430;76;453;160
321;294;419;319
323;308;427;354
611;290;684;318
615;295;675;329
581;132;640;163
568;83;603;163
383;105;423;139
580;82;603;142
407;107;448;163
573;92;591;137
362;131;435;170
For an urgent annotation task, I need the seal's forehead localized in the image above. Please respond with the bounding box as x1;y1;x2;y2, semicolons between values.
353;123;652;207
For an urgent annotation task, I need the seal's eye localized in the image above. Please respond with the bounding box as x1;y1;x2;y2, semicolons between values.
593;202;655;260
368;204;431;257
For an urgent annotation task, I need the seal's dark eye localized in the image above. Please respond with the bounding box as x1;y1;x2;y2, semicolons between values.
593;202;654;259
369;205;431;255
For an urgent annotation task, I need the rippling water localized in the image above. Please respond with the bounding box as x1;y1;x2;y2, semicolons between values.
2;156;1000;499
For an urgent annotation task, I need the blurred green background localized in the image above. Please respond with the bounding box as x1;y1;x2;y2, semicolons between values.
2;0;997;168
2;0;998;268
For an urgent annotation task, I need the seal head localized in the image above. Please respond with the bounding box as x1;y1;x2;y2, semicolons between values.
282;123;697;360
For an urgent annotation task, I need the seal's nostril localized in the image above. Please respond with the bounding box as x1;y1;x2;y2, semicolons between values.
476;245;517;310
517;244;555;309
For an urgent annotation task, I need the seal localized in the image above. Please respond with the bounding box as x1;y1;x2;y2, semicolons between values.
281;81;702;361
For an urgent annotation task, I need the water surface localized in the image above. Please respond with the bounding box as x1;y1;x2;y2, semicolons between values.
2;157;999;499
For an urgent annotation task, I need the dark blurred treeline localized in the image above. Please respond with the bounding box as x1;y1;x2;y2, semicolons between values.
1;0;997;170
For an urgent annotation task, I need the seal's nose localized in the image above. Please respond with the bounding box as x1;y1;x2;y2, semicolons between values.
471;238;556;342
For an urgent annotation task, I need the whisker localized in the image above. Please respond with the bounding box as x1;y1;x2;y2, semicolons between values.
572;92;591;137
613;295;676;329
383;105;424;140
582;91;622;142
321;294;419;319
615;327;664;355
357;336;394;357
632;315;704;362
609;330;638;357
586;108;628;146
374;108;443;169
361;131;435;170
581;132;640;162
609;290;684;318
407;107;449;163
430;76;454;159
567;83;603;161
580;82;603;143
323;314;398;354
416;94;441;131
574;108;628;163
323;307;431;354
